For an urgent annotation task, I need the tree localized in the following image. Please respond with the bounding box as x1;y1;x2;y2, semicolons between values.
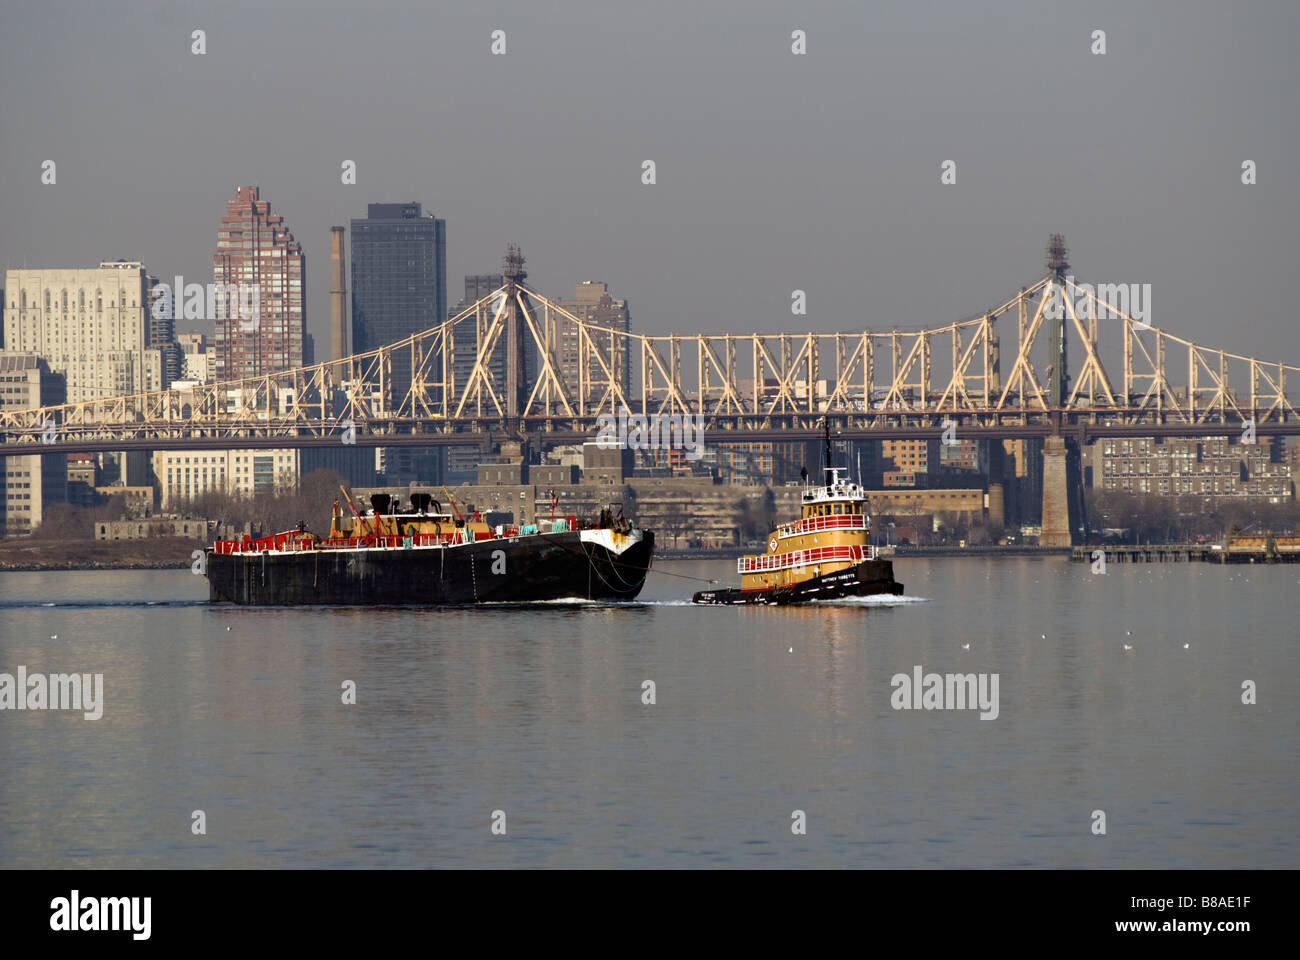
31;502;85;540
170;468;349;537
735;493;774;542
761;486;778;531
661;513;689;549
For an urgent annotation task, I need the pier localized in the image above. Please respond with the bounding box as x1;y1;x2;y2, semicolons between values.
1073;538;1300;564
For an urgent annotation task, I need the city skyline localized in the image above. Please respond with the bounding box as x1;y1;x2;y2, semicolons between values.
1;0;1295;370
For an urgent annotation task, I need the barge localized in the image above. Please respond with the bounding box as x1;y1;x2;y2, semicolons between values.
206;491;654;605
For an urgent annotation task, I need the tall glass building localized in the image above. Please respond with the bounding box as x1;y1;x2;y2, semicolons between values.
350;202;446;412
450;273;504;394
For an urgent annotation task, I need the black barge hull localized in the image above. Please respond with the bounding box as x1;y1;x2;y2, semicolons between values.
692;558;902;605
207;531;654;605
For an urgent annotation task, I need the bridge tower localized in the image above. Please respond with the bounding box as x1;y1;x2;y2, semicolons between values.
1040;234;1084;546
1045;234;1070;408
503;244;528;421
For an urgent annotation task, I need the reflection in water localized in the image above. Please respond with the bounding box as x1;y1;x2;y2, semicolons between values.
0;558;1294;868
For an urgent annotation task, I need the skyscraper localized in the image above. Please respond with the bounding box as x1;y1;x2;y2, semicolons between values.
350;202;445;411
144;271;182;386
557;281;630;403
447;272;545;413
212;186;306;381
451;273;505;394
3;261;165;401
0;354;66;536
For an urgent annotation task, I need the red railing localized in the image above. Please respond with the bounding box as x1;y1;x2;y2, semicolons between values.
214;532;460;554
774;513;869;537
738;543;874;574
212;530;316;554
211;519;573;554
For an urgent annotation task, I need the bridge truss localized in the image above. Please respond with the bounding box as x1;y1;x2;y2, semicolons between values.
2;270;1297;450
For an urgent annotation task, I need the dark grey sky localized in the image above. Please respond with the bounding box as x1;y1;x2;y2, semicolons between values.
2;0;1296;368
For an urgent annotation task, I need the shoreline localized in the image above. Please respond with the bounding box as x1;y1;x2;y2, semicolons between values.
655;545;1074;560
0;539;1086;571
0;538;203;572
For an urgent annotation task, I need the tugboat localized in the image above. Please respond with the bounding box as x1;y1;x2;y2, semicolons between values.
205;489;654;605
693;422;903;605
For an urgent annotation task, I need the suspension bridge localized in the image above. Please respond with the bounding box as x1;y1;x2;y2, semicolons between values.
2;240;1296;545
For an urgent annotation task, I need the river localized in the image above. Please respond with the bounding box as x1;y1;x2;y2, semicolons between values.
0;556;1294;868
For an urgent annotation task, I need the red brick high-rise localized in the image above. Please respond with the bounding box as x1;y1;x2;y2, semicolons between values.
212;186;307;381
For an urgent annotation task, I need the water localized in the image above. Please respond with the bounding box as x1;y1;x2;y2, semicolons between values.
0;557;1295;868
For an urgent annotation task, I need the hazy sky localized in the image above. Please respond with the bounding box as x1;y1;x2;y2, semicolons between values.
2;0;1296;372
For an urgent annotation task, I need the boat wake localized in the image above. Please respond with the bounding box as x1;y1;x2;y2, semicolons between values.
810;594;930;606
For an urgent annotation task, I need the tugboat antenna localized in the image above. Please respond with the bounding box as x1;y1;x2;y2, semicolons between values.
822;418;833;480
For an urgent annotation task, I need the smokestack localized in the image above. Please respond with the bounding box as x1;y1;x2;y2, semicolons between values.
329;226;348;363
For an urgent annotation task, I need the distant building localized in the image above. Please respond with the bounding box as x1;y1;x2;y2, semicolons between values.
212;186;307;381
97;450;153;488
96;517;211;541
451;273;502;394
152;446;374;509
881;438;934;476
177;331;207;354
476;461;527;486
350;202;446;410
865;488;985;523
143;270;183;386
0;353;67;535
177;331;217;383
556;281;630;402
1002;437;1043;526
93;485;154;517
1086;436;1293;501
3;262;165;402
472;460;578;486
882;471;919;489
449;273;544;407
634;445;706;478
582;442;634;484
938;437;980;472
348;203;446;483
181;349;216;383
66;453;97;506
445;442;488;485
843;439;878;486
706;443;774;486
375;446;446;486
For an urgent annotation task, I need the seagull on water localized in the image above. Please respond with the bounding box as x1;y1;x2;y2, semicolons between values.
1123;643;1133;651
961;642;970;650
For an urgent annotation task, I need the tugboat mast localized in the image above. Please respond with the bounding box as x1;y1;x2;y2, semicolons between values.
822;417;833;482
